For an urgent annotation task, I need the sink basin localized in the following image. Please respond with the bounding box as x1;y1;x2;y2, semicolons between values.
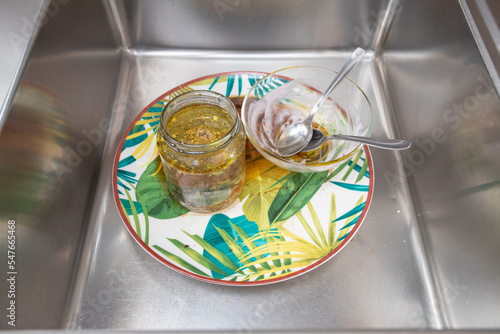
1;0;500;331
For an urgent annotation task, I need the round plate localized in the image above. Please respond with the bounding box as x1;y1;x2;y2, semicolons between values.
112;71;374;286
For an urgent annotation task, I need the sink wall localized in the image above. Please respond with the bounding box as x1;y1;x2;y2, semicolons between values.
0;0;120;328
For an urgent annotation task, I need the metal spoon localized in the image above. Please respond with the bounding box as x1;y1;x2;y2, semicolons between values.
276;47;365;157
301;129;412;152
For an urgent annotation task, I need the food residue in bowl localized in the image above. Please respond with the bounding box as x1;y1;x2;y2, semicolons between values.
247;79;352;163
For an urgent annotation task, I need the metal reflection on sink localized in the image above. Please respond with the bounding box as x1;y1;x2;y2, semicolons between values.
1;0;500;331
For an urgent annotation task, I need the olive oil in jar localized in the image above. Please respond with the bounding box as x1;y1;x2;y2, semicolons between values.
166;105;232;145
157;91;245;213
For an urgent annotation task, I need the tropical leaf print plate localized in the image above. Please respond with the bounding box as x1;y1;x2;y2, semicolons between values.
113;71;374;286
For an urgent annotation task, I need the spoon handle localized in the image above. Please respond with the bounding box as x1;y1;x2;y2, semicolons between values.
306;47;366;124
329;135;412;150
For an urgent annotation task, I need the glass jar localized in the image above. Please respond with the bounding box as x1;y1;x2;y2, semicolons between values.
157;90;246;213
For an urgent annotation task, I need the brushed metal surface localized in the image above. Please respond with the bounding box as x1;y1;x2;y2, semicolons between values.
0;0;499;331
66;53;435;330
382;1;500;328
119;0;383;50
0;0;46;131
0;0;120;329
462;0;500;91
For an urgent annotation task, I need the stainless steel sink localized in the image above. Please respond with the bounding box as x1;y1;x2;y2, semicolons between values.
1;0;500;331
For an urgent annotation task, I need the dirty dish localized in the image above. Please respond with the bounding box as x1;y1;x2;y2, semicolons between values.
242;66;373;173
113;71;374;285
276;48;365;157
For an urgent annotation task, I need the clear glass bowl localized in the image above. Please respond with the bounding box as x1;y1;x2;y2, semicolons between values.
241;66;373;173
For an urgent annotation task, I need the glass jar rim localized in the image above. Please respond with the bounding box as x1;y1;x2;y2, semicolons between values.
159;90;240;154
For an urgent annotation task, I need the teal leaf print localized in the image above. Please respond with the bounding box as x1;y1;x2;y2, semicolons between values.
331;182;369;192
226;75;235;97
208;76;219;91
202;214;266;279
339;214;361;231
333;201;366;222
350;158;370;178
120;198;143;215
122;124;147;150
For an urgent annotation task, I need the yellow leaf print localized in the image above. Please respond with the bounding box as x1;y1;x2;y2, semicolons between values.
239;157;289;231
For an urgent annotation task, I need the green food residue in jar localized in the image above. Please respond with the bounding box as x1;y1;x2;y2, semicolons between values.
166;104;232;144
